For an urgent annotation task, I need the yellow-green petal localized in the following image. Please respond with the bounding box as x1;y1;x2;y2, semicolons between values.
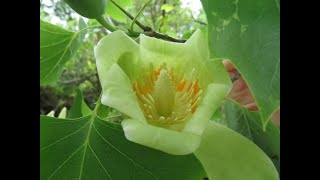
184;83;230;135
185;29;209;61
184;60;231;135
94;30;140;81
139;29;225;89
139;34;188;69
122;119;201;155
195;121;279;180
101;64;146;123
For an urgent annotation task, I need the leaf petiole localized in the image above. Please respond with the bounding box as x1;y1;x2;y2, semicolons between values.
95;16;117;32
92;94;103;115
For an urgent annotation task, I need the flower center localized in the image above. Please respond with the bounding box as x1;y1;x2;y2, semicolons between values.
133;63;202;130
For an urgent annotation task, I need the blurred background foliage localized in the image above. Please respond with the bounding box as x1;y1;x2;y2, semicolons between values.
40;0;207;115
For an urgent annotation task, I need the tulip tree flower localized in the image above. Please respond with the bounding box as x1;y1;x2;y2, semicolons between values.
95;29;231;155
95;29;279;179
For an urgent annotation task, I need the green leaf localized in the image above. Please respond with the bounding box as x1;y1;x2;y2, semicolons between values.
223;100;280;172
105;0;132;22
67;89;92;119
201;0;280;128
194;121;279;180
40;20;85;85
40;115;206;179
210;106;226;125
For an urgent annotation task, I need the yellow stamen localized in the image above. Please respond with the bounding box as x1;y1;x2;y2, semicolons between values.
133;63;202;130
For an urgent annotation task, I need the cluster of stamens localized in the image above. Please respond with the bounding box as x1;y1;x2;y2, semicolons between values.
133;63;202;129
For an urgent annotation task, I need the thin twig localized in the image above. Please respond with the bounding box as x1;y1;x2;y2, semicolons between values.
143;31;186;43
59;73;97;85
109;0;186;43
191;15;207;25
188;9;207;25
109;0;151;31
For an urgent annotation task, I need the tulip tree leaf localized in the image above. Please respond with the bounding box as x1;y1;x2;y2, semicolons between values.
40;114;206;180
201;0;280;128
40;20;85;85
222;100;280;173
194;121;279;180
67;89;92;119
105;0;132;23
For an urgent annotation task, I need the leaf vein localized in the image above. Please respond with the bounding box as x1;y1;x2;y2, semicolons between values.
41;120;90;151
40;37;73;48
96;118;122;132
93;125;159;180
88;144;113;180
47;144;85;180
42;31;79;82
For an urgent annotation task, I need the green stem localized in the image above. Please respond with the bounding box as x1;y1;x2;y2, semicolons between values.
96;1;185;43
95;15;140;37
95;16;117;32
93;94;103;114
130;0;153;32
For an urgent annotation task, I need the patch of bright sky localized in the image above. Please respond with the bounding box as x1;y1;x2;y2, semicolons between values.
181;0;203;17
42;0;82;28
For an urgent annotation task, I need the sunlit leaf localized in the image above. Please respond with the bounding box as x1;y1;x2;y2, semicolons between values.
40;114;206;179
223;100;280;172
105;0;132;22
201;0;280;128
194;121;279;180
40;20;85;84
